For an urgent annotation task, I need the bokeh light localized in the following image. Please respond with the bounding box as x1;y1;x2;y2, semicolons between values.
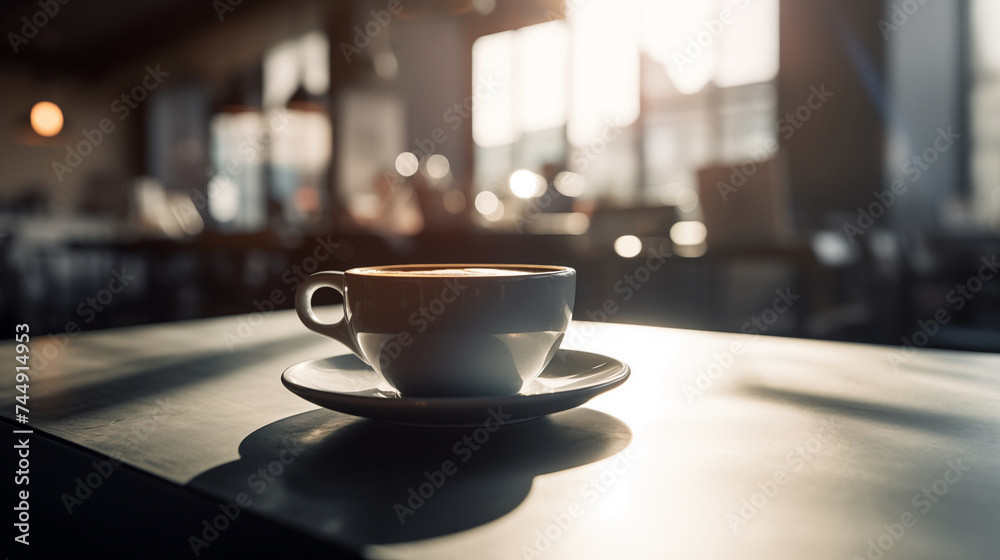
426;154;451;179
30;101;64;137
670;221;707;246
510;169;544;198
475;191;499;215
472;0;496;16
554;171;585;197
484;199;505;221
614;235;642;258
675;188;699;212
374;51;399;80
395;152;419;177
207;175;239;223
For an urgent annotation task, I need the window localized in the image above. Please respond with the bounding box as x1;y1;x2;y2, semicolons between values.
206;32;332;232
471;0;779;229
970;0;1000;231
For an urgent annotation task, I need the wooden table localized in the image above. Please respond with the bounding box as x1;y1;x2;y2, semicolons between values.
2;309;998;559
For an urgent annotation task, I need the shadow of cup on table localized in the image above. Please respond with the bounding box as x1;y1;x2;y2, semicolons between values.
187;406;632;546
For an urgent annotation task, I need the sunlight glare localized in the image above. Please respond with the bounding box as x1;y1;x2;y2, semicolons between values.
568;0;640;146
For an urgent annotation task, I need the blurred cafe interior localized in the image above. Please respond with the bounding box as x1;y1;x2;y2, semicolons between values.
1;0;999;352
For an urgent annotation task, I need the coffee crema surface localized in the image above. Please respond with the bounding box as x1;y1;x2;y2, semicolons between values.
354;267;533;277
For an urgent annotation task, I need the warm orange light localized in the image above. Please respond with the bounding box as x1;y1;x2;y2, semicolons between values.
30;101;63;137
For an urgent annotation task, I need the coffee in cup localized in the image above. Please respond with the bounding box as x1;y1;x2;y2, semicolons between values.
295;264;576;397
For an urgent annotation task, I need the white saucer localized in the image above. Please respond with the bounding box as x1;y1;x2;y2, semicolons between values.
281;349;630;427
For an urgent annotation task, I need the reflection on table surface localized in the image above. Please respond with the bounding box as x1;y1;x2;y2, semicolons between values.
0;310;997;560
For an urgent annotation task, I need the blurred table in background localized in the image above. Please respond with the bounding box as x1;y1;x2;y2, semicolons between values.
3;226;905;346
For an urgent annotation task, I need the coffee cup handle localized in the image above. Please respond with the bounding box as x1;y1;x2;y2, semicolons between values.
295;271;366;362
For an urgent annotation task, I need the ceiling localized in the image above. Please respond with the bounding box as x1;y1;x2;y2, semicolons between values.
0;0;255;78
0;0;564;80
